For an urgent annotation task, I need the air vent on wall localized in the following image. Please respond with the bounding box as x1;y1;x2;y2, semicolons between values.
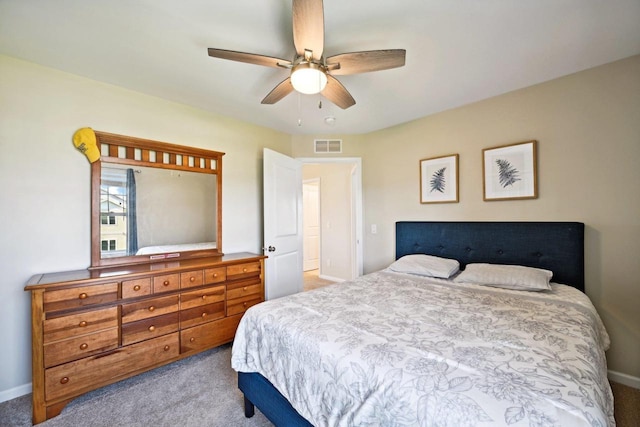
314;139;342;154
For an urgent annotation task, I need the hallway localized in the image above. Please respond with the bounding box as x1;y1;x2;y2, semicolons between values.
303;269;336;291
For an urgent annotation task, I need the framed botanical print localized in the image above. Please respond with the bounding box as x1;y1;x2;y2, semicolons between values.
483;140;537;201
420;154;459;203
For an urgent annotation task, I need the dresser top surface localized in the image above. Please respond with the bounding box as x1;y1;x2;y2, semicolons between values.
25;252;266;290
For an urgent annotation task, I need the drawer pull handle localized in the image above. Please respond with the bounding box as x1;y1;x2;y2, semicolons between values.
163;345;170;351
148;325;156;332
148;306;155;312
163;280;170;287
243;286;248;291
243;302;248;307
133;285;141;291
60;377;69;385
80;343;88;350
79;293;88;300
243;268;247;273
213;273;218;278
201;295;207;300
190;337;195;343
201;312;207;318
78;321;88;327
190;276;196;282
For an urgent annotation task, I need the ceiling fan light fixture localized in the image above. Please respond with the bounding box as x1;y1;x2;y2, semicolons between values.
290;62;327;95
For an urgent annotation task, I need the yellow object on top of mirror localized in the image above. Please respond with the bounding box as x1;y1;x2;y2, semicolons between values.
73;127;101;163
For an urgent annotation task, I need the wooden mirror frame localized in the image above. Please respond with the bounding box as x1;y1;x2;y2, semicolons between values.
90;131;224;269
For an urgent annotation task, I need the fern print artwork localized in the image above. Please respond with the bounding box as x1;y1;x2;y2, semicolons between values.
496;159;521;188
429;167;446;193
483;141;537;200
420;154;458;203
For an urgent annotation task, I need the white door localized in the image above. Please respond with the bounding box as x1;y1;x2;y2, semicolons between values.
263;148;303;300
303;180;320;271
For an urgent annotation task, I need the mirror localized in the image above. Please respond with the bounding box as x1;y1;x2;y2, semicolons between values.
90;131;223;269
100;165;217;258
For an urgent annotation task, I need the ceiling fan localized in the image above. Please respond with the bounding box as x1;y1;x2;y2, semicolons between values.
207;0;406;109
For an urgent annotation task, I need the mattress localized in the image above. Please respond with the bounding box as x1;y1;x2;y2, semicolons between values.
231;270;613;427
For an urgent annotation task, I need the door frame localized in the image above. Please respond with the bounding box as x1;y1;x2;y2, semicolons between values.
298;157;363;279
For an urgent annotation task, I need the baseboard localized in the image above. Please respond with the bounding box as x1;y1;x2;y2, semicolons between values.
608;370;640;389
318;274;345;283
0;382;31;403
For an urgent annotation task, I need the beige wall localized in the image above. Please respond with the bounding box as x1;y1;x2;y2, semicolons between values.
293;55;640;380
0;55;291;398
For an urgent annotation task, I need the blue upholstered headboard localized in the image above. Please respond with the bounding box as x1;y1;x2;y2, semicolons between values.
395;222;585;292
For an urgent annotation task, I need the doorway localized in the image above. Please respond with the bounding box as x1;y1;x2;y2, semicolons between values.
262;150;362;300
303;179;320;272
300;158;363;283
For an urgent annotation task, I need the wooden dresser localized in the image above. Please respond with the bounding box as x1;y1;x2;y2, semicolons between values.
25;252;265;424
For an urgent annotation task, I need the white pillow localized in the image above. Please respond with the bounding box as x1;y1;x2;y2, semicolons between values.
454;263;553;291
388;254;460;279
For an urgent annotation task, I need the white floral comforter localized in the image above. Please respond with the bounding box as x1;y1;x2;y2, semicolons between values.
231;271;614;427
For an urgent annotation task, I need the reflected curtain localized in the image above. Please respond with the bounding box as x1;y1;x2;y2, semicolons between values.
126;168;138;255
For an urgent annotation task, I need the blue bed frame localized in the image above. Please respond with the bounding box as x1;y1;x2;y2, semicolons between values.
238;221;585;426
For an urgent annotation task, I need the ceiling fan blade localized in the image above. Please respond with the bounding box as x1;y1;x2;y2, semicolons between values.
322;75;356;109
208;48;291;68
292;0;324;60
261;77;295;104
326;49;406;75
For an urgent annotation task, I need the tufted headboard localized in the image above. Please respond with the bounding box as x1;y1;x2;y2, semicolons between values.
395;222;585;292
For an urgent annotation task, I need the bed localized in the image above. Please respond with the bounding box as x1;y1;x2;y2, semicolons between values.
231;221;613;426
135;241;217;256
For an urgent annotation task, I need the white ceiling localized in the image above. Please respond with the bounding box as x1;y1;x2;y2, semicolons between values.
1;0;639;135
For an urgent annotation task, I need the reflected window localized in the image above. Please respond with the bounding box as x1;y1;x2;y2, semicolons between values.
101;215;116;225
100;168;129;257
101;239;117;251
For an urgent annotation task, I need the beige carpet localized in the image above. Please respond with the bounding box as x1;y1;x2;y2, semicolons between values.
0;344;271;427
303;270;336;291
611;380;640;427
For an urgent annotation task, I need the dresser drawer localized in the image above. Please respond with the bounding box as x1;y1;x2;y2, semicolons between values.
227;261;261;279
180;302;225;329
45;332;179;402
122;277;151;299
227;295;263;316
43;283;119;312
44;328;119;368
121;312;179;346
180;315;242;354
180;270;204;289
44;307;118;343
180;285;225;310
121;295;179;324
226;277;262;300
152;273;180;294
204;267;226;284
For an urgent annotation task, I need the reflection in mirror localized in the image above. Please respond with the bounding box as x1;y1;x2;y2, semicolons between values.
100;164;217;259
90;130;224;269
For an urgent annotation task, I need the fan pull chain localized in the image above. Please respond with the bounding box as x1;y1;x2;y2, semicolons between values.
297;92;302;127
318;69;324;110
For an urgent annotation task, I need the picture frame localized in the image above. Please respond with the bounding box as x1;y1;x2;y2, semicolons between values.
420;154;459;204
483;140;537;201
